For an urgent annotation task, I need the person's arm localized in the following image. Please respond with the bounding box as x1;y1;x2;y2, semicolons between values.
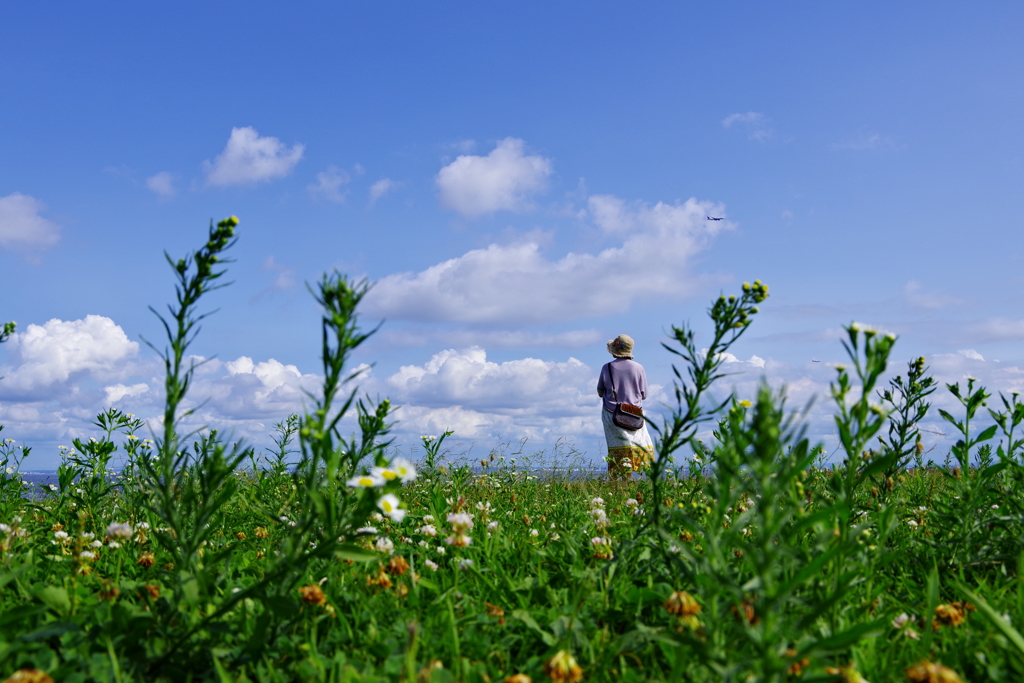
639;365;647;400
597;364;607;397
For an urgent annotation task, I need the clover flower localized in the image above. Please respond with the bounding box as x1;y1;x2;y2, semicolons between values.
892;612;920;640
298;584;326;606
447;513;474;532
664;590;702;617
591;536;613;560
823;663;868;683
447;534;472;548
906;660;963;683
934;602;973;628
3;669;55;683
424;558;439;571
543;650;583;683
385;556;410;576
107;522;133;540
375;537;395;555
419;524;437;537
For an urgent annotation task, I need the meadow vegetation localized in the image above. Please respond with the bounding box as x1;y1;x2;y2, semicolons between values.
2;219;1024;682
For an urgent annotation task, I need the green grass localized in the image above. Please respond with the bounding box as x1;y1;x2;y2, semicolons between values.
2;218;1024;682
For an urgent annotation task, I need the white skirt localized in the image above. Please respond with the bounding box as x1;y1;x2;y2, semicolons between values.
601;408;654;474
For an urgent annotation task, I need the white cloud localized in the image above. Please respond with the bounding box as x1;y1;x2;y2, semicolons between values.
436;138;552;217
308;166;350;202
364;193;728;324
145;172;176;199
203;127;304;186
368;178;395;206
374;347;610;444
187;356;320;419
0;192;61;251
722;112;775;142
1;316;140;397
387;347;592;410
104;383;149;404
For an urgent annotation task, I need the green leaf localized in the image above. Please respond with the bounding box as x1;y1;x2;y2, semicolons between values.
264;596;300;619
511;609;555;646
802;619;886;655
34;585;70;615
415;576;438;591
335;544;378;562
19;620;79;641
179;572;200;606
957;584;1024;657
976;424;999;444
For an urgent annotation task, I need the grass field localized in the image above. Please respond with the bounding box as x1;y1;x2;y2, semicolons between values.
2;218;1024;682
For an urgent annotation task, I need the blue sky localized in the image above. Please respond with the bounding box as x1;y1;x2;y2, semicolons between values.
2;2;1023;469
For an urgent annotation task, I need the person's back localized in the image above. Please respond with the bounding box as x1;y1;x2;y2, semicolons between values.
597;358;647;412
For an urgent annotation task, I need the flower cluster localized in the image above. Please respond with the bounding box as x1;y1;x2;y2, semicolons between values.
346;457;417;523
445;512;474;547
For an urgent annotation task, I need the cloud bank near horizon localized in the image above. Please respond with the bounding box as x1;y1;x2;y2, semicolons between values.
3;313;1022;469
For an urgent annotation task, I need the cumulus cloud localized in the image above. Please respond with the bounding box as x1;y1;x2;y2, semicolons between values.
0;192;61;252
204;127;304;186
368;178;395;206
185;356;320;420
387;347;592;410
372;347;613;445
364;193;728;324
722;112;775;142
436;138;552;217
308;166;350;202
104;383;149;404
145;172;176;199
0;316;140;398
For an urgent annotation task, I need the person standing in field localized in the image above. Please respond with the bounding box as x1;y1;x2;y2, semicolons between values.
597;334;655;479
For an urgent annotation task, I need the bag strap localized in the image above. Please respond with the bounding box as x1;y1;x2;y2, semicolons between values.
607;361;619;403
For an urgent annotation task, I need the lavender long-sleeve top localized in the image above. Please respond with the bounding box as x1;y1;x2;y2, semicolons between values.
597;358;647;413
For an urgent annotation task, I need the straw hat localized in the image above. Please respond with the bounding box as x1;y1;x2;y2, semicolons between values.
606;334;634;359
